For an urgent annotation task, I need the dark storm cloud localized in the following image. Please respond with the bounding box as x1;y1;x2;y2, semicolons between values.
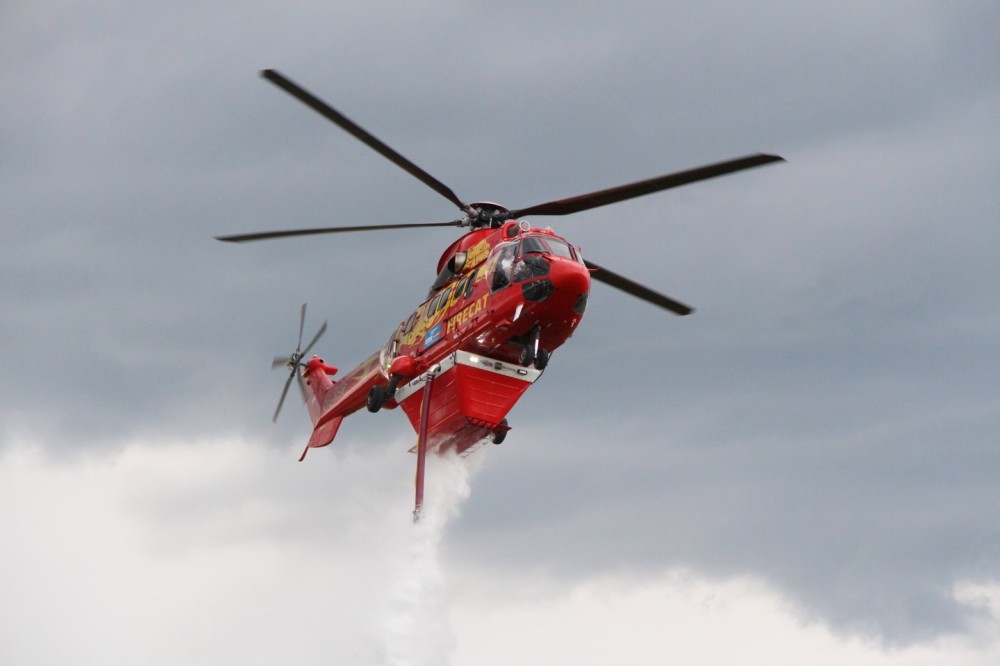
2;0;998;648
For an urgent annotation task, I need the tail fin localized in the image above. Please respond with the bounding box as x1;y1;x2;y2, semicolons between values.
298;357;341;460
270;304;345;461
302;357;338;424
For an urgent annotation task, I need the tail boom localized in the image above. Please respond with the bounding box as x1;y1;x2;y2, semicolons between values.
298;351;386;460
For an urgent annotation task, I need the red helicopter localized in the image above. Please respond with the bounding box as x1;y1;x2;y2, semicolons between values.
218;70;783;520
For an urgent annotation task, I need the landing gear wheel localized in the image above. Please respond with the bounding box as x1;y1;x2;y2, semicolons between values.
518;346;534;367
366;385;386;413
492;418;509;445
519;325;542;368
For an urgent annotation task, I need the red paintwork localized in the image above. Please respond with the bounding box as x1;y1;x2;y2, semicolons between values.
397;353;536;455
295;220;591;460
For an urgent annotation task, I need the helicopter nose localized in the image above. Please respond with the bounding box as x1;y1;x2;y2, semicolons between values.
548;258;591;306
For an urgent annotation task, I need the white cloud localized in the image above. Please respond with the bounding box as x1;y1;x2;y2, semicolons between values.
450;573;1000;666
2;438;997;665
0;437;470;665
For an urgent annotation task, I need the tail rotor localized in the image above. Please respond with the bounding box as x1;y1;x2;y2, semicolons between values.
273;303;327;422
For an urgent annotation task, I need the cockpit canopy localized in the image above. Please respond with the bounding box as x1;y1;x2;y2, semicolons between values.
488;233;583;293
516;234;579;261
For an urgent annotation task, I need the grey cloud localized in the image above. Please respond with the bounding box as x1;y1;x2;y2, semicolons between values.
2;0;998;648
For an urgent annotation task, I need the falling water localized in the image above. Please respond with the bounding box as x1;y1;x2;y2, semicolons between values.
379;449;480;666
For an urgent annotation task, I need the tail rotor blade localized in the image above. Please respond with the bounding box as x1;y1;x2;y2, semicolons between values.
301;320;327;357
296;372;308;402
274;369;296;422
297;303;307;350
272;303;327;422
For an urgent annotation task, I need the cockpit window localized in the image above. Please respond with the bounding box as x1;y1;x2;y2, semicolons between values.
517;235;576;260
489;243;517;292
546;238;575;260
518;236;549;256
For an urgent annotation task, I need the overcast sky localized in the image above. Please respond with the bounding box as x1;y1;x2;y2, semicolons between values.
2;2;999;664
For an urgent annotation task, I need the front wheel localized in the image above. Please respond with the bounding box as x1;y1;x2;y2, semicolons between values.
518;345;534;367
366;385;386;413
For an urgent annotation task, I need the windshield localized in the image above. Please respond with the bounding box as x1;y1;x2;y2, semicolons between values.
545;238;575;260
517;235;576;260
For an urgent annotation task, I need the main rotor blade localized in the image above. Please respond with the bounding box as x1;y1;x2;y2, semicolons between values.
510;154;784;218
584;259;693;315
261;69;467;212
215;219;465;243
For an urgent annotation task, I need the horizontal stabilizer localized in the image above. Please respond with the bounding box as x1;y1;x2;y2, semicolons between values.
298;416;344;461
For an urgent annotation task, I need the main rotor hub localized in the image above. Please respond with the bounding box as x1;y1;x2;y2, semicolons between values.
466;202;511;230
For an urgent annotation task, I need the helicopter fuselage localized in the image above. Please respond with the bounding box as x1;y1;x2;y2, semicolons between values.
298;219;590;459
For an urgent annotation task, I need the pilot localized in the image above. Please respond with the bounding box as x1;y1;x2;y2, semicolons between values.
491;244;516;290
